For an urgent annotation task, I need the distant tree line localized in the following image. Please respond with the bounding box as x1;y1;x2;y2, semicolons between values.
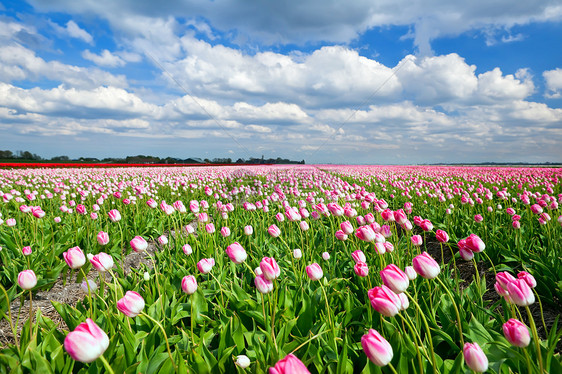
0;150;305;165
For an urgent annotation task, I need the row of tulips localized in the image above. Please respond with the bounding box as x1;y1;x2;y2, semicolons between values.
0;164;561;373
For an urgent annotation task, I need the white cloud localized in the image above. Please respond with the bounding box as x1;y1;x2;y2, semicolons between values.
82;49;126;67
543;68;562;98
50;20;93;44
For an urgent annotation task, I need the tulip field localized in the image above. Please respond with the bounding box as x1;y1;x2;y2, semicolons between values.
0;164;561;373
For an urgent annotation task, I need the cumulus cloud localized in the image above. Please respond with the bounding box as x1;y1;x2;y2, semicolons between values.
82;49;126;67
51;20;93;44
543;68;562;98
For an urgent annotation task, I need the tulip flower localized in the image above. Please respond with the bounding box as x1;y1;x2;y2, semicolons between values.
244;225;253;235
182;244;192;255
404;266;417;280
18;270;37;290
355;225;376;242
260;257;280;280
306;263;323;281
322;252;330;261
380;264;409;294
107;209;121;222
412;252;440;279
507;279;535;306
354;261;369;277
411;235;423;246
64;318;109;363
90;252;114;272
367;285;402;317
503;319;530;347
361;329;393;367
181;275;198;295
463;342;488;373
269;353;310;374
22;246;32;256
236;355;251;369
220;226;231;237
197;258;215;274
226;242;247;264
299;221;309;231
420;219;433;231
130;236;148;252
341;221;354;235
335;230;348;241
465;234;485;252
517;271;537;288
268;224;281;238
352;250;366;263
63;246;86;269
117;291;145;317
96;231;109;246
205;223;215;234
81;280;98;293
254;274;274;294
435;229;449;243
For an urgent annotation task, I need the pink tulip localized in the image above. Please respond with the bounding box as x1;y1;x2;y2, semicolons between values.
398;292;409;310
530;204;543;214
404;266;417;280
22;246;32;256
355;225;376;242
117;291;145;317
403;202;413;214
367;285;402;317
322;251;330;261
63;246;86;269
465;234;485;252
205;223;215;234
182;244;192;255
435;229;449;243
496;271;516;292
411;235;423;246
463;342;488;373
226;242;247;264
260;257;280;280
335;230;348;241
64;318;109;363
244;225;253;235
354;261;369;277
299;221;310;231
220;227;231;237
18;270;37;290
90;252;114;272
507;279;535;306
474;214;483;222
198;212;209;223
146;198;157;208
412;252;440;279
96;231;109;246
107;209;121;222
268;224;281;238
181;275;198;295
269;353;310;374
420;219;433;231
341;221;354;235
293;248;302;259
327;203;344;216
254;274;274;294
503;319;530;347
517;271;537;288
306;263;323;281
361;329;393;367
380;264;409;294
393;209;407;224
130;236;148;252
197;258;215;274
351;250;366;263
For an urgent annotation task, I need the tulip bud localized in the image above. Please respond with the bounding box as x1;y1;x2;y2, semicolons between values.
411;235;423;246
463;342;488;373
244;225;253;235
269;353;310;374
81;279;98;293
197;258;215;274
108;209;121;222
96;231;109;246
90;252;114;272
22;246;32;256
226;242;247;264
117;291;145;317
412;252;440;279
260;257;280;280
63;246;86;269
18;270;37;290
367;285;402;317
182;244;192;255
503;319;530;347
517;271;537;288
404;266;417;280
64;318;109;363
130;236;148;252
435;229;449;243
322;252;330;261
293;248;302;259
354;261;369;277
268;224;281;238
254;274;274;294
361;329;393;367
507;279;535;306
143;272;150;281
306;263;323;281
235;355;251;369
181;275;198;295
380;264;409;294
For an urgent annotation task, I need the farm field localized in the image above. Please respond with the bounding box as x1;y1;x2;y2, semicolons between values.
0;164;561;373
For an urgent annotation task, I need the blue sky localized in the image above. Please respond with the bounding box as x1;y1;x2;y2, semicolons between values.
1;0;561;164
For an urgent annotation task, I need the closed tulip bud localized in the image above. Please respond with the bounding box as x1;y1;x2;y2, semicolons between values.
435;229;449;243
380;264;409;294
293;248;302;259
512;220;521;229
320;252;330;261
398;292;409;310
268;224;281;238
63;246;86;269
22;246;32;256
96;231;109;246
404;266;417;280
530;204;543;214
81;279;98;293
411;235;423;246
393;209;407;224
401;220;413;231
260;257;281;280
365;213;375;224
254;274;274;294
181;275;198;295
507;279;535;306
335;230;348;241
374;242;386;255
361;329;393;367
517;271;537;288
412;252;440;279
354;261;369;277
90;252;114;272
474;214;483;222
306;263;323;281
64;318;109;363
420;219;433;231
496;271;516;292
220;226;231;237
341;221;354;235
244;225;253;235
90;212;98;220
465;234;485;252
226;242;247;264
143;272;150;281
368;285;402;317
503;319;531;347
158;235;168;246
205;223;215;234
269;353;310;374
463;342;488;373
236;355;251;369
355;225;376;242
459;246;474;261
352;250;366;263
18;270;37;290
299;221;309;231
130;236;148;252
107;209;121;222
117;291;145;317
197;258;215;274
275;212;285;222
182;244;192;255
54;217;61;223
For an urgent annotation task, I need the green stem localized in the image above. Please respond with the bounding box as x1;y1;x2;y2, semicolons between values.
525;306;544;374
434;276;465;348
99;354;116;374
141;312;177;372
80;268;93;318
28;290;33;343
405;291;438;374
398;313;427;373
522;347;533;374
388;362;399;374
320;282;338;359
0;284;20;355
